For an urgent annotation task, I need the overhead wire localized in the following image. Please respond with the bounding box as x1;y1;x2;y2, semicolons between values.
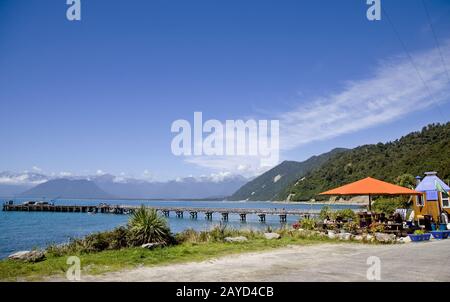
381;5;447;121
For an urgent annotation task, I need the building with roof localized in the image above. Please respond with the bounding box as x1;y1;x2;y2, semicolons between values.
413;172;450;223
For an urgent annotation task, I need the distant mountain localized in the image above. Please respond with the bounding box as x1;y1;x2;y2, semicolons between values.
93;174;247;199
228;148;348;201
283;122;450;201
0;171;48;197
0;171;247;200
19;179;113;199
0;185;31;197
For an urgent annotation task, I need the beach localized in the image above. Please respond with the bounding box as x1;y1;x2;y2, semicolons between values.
55;240;450;282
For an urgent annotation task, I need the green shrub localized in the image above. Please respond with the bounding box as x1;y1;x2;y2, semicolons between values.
372;197;410;215
176;228;200;243
46;227;130;255
369;222;385;234
127;206;173;246
319;206;333;220
334;208;357;221
208;223;228;242
343;221;359;233
108;226;130;249
82;231;114;252
299;217;316;230
175;225;263;244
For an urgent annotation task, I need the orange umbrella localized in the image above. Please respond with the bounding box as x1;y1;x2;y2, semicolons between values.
319;177;421;211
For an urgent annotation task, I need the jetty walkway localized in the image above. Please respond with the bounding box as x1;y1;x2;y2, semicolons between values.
2;203;321;222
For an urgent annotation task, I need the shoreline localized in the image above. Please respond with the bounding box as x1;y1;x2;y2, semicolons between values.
271;200;367;206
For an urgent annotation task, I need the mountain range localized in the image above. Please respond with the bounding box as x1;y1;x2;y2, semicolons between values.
0;172;247;199
229;122;450;201
228;148;348;201
20;179;113;199
2;122;449;202
282;122;450;201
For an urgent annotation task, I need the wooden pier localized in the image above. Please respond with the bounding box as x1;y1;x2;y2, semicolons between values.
2;203;321;223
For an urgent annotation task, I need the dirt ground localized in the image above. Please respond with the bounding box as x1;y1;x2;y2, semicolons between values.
57;239;450;282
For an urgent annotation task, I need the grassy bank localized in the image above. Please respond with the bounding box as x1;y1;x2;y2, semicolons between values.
1;206;383;281
0;235;338;281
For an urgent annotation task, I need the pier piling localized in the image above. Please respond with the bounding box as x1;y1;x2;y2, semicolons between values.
258;213;266;222
221;212;229;221
2;203;324;225
205;212;213;220
239;213;247;222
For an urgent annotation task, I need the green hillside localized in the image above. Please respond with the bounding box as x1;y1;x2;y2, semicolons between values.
282;123;450;201
228;148;348;201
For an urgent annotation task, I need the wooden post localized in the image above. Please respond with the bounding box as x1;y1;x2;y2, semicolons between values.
258;214;266;222
205;212;213;220
221;212;229;221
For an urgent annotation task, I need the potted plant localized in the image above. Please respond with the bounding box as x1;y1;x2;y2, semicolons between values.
431;230;449;240
409;229;431;242
369;222;385;234
343;221;359;234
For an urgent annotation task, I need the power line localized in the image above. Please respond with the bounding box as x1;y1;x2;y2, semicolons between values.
382;6;446;121
421;0;450;83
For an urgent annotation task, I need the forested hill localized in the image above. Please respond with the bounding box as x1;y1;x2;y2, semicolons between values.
281;122;450;201
228;148;348;201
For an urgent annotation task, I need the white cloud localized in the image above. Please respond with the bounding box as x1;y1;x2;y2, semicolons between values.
0;172;48;185
59;171;72;177
141;170;153;181
186;155;271;177
32;166;42;172
184;41;450;174
237;164;252;172
96;169;106;175
208;171;233;183
279;41;450;150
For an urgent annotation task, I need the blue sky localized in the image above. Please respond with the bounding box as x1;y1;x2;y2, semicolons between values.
0;0;449;181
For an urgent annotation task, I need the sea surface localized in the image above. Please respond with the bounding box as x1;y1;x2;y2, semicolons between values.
0;198;361;259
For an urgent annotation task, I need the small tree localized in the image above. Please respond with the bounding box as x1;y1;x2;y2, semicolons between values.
127;206;173;246
372;197;410;215
395;174;416;189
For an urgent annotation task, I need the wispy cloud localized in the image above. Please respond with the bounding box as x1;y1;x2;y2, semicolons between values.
96;169;106;175
186;156;271;177
279;41;450;150
183;41;450;174
32;166;42;172
0;171;48;185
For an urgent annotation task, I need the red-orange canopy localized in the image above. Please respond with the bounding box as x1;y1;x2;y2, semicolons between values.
320;177;420;196
319;177;421;210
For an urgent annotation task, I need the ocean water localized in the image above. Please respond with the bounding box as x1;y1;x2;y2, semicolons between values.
0;198;361;259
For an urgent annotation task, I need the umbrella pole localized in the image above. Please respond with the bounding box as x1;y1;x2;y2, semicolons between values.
368;195;372;212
